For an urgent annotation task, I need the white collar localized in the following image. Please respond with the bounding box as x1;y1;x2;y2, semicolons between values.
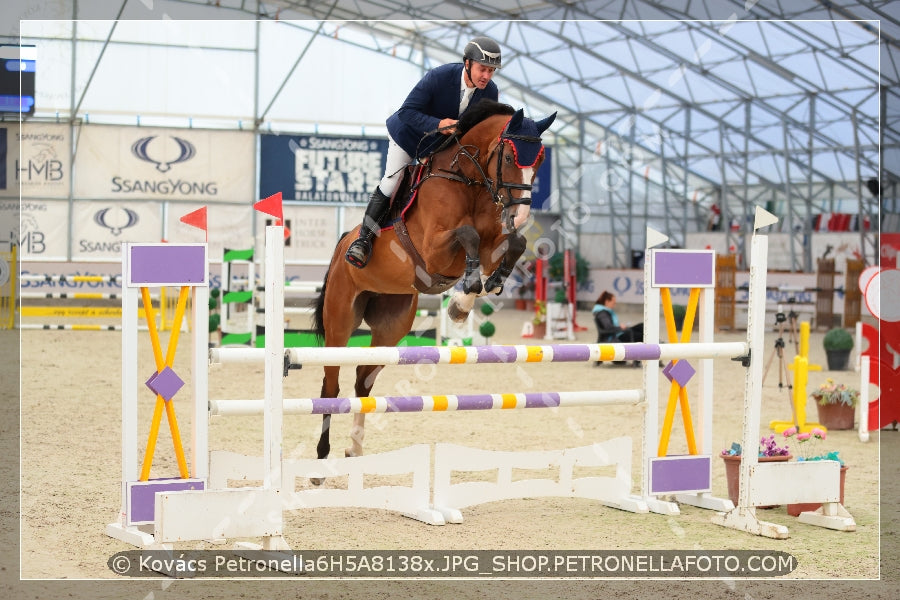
461;69;475;95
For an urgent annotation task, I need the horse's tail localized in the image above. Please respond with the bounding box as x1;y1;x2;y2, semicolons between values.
313;232;350;343
312;269;328;344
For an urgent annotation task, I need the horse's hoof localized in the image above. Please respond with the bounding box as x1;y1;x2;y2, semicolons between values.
310;476;325;486
345;449;360;458
446;302;470;323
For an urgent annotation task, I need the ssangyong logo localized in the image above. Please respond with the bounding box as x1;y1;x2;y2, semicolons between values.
111;134;217;196
94;207;139;235
131;135;196;172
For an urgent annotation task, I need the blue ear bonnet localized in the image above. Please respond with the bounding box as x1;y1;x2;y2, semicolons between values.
500;116;544;167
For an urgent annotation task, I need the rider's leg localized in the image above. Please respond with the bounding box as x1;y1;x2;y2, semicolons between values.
345;187;391;268
345;138;410;268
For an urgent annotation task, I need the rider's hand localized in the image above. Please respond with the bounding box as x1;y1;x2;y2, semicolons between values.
438;118;458;134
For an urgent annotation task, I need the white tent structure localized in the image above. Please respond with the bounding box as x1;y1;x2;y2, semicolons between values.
2;0;895;272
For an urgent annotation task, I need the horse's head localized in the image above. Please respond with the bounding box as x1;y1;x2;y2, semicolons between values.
490;108;556;229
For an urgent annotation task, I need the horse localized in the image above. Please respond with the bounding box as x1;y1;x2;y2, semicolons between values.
311;99;556;462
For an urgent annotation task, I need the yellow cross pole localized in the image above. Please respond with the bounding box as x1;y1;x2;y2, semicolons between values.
138;285;191;481
657;287;700;457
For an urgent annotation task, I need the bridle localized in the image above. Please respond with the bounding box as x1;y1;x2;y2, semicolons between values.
418;117;543;211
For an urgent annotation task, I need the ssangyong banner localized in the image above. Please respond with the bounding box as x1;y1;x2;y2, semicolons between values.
71;200;162;261
0;122;72;199
73;125;254;202
260;133;388;204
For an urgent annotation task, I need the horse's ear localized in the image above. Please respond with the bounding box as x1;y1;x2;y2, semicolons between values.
509;108;525;131
535;111;557;134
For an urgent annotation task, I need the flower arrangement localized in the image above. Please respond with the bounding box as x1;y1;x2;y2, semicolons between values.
532;300;547;325
782;426;845;466
811;378;859;407
721;434;790;458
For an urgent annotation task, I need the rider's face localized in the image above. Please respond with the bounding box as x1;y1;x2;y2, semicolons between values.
466;61;496;89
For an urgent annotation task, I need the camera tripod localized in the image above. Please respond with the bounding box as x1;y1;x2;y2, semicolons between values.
762;306;802;426
762;305;800;390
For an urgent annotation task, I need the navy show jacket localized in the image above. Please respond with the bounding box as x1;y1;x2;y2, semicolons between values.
386;62;499;158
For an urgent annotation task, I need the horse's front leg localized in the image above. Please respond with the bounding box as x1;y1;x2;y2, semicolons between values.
447;225;481;322
484;231;527;295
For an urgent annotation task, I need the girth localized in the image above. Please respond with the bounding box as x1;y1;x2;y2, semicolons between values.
392;217;459;294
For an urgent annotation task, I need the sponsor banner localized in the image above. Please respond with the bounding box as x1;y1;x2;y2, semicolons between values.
72;201;161;261
166;202;253;263
2;199;69;260
585;268;826;312
257;205;339;264
260;133;554;210
0;122;71;198
260;133;388;204
73;125;254;202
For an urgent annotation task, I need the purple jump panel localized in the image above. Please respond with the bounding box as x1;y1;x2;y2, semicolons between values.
127;244;207;287
651;250;715;288
648;455;712;495
127;478;205;525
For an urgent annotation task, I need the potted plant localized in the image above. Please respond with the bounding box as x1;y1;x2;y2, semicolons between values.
823;327;854;370
811;377;859;430
720;435;791;507
781;426;848;516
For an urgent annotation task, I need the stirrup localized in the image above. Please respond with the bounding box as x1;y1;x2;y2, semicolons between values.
345;239;371;268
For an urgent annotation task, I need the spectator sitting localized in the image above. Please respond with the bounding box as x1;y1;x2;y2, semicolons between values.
592;291;644;366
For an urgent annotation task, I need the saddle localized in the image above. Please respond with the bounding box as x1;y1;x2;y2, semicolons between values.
378;161;459;294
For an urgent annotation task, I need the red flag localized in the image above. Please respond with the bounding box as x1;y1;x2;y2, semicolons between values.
254;192;283;223
180;206;208;242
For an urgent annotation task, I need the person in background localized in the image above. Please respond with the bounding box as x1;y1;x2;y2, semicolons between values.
345;36;502;268
593;291;644;366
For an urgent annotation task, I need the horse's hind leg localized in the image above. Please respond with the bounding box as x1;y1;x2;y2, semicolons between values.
345;293;419;457
447;224;481;322
345;363;384;457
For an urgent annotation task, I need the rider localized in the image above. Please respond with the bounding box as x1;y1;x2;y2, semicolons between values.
344;36;502;268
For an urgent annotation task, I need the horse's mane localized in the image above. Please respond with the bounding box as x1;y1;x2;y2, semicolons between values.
457;99;515;137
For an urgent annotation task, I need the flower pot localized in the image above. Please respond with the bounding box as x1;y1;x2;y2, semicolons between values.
816;401;855;430
514;298;527;311
825;349;851;371
721;454;791;508
787;465;848;516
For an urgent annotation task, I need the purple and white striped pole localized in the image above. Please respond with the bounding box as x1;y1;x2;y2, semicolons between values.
209;341;748;367
209;389;644;417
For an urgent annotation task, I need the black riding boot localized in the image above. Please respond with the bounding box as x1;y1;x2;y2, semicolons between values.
345;187;391;268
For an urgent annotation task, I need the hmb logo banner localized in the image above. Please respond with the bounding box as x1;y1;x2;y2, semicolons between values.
74;125;254;202
0;123;71;199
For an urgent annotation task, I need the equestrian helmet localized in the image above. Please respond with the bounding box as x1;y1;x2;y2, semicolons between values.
463;36;502;68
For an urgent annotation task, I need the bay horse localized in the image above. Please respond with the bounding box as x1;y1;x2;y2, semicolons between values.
311;100;556;461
